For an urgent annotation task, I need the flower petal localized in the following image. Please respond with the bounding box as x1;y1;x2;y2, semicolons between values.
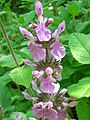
29;43;46;62
57;110;66;120
40;77;55;93
36;22;51;41
23;59;37;67
32;80;41;94
50;40;66;61
45;109;58;120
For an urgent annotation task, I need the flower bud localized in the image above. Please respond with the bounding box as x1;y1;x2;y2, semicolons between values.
45;18;54;27
35;1;43;16
57;20;65;34
45;67;53;75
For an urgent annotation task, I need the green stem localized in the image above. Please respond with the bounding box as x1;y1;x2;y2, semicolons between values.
0;19;19;67
0;19;21;93
28;86;35;97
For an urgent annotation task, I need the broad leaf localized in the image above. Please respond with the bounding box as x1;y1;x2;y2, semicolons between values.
68;77;90;98
76;98;90;120
10;66;33;88
0;54;23;68
69;33;90;64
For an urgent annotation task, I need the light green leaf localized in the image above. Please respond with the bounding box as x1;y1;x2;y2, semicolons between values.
23;11;35;25
68;77;90;98
0;54;23;68
76;98;90;120
10;66;33;88
69;33;90;64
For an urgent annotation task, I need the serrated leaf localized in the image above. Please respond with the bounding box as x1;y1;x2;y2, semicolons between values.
10;66;33;88
76;98;90;120
0;54;23;68
69;33;90;64
68;77;90;98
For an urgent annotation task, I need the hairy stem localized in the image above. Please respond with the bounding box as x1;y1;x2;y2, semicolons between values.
0;19;21;93
0;19;19;67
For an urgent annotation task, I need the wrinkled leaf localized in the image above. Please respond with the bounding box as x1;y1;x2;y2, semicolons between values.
69;33;90;64
68;77;90;98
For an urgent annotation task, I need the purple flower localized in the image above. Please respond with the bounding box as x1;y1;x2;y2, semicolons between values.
50;40;66;61
35;22;51;41
57;110;66;120
32;70;44;78
45;18;54;27
19;26;35;43
40;76;56;93
35;1;43;16
32;80;41;94
45;67;53;75
22;92;38;100
23;59;37;67
32;102;58;120
57;21;65;34
29;43;46;62
52;21;65;38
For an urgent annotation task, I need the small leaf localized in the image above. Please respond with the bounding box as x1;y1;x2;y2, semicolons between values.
76;98;90;120
10;66;33;88
68;4;79;16
69;33;90;64
68;77;90;98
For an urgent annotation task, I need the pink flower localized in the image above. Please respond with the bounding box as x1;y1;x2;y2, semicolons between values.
40;76;56;93
35;1;43;16
50;40;66;61
29;43;46;62
35;22;51;41
32;102;58;120
32;70;44;78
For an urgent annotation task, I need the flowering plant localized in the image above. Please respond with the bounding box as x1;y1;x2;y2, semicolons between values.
19;1;77;120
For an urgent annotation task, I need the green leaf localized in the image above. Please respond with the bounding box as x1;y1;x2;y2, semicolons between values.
0;54;23;68
10;66;33;88
68;77;90;98
0;72;12;85
76;98;90;120
62;62;75;79
69;33;90;64
0;81;11;109
23;11;35;25
68;4;79;16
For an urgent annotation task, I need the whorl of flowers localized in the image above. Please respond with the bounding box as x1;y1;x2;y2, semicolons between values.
19;1;77;120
